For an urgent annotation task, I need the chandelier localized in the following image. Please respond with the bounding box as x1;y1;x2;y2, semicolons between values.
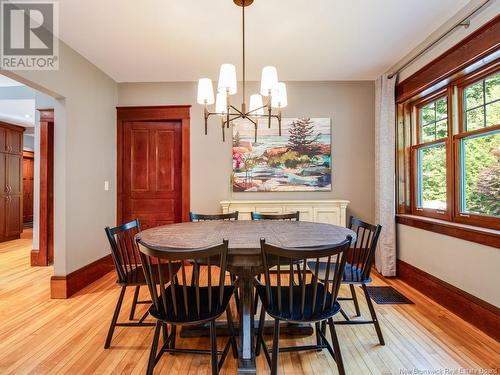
196;0;288;142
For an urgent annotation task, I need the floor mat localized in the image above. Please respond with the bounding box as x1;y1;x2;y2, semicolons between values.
365;286;414;304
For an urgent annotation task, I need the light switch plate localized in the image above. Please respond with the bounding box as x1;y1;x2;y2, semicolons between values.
104;181;109;191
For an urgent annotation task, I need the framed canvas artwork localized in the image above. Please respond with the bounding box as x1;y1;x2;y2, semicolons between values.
232;117;331;192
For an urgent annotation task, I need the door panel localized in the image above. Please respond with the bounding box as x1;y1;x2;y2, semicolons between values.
0;154;5;195
23;156;34;223
122;121;182;227
7;130;22;154
6;195;21;236
0;128;6;153
7;155;22;195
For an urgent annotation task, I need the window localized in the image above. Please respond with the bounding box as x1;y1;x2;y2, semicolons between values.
455;70;500;228
411;93;451;219
400;64;500;230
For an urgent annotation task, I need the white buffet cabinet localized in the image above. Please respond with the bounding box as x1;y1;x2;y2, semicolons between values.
220;200;350;227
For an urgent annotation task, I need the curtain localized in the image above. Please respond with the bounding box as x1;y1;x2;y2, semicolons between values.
374;74;397;276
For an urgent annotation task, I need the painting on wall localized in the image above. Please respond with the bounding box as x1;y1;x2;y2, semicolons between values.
232;117;331;192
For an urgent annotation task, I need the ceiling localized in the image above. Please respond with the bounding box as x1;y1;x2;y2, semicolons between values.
0;100;35;127
0;75;25;87
58;0;471;82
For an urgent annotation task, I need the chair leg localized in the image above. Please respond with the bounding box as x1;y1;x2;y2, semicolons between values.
162;323;169;347
349;284;361;317
271;319;280;375
362;284;385;345
226;306;238;359
210;320;219;375
104;286;126;349
230;273;240;314
147;321;162;375
169;325;177;353
253;274;262;314
255;306;266;356
315;322;323;349
129;285;140;320
327;318;345;375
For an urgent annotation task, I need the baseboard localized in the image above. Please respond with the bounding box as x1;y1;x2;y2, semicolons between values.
30;249;41;266
50;254;115;298
396;259;500;341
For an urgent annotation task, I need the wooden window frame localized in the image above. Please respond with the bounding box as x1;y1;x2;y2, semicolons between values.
400;62;500;231
409;89;453;220
453;65;500;230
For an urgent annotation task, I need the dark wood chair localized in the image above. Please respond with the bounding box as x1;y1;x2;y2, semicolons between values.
251;211;301;311
136;238;238;375
189;211;240;308
104;219;157;349
251;211;300;221
190;211;239;221
255;237;351;375
308;216;384;345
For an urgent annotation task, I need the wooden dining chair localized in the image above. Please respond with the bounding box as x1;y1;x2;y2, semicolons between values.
251;211;300;221
308;216;384;345
190;211;239;222
255;237;351;375
136;238;238;375
190;211;240;308
104;219;157;349
251;211;301;311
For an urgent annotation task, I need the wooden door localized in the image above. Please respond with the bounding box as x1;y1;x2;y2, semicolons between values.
23;152;34;223
121;121;183;229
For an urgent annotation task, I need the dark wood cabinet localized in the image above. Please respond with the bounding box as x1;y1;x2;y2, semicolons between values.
23;151;34;223
0;122;24;242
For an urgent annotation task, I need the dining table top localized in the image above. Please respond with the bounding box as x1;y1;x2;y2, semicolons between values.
137;220;356;255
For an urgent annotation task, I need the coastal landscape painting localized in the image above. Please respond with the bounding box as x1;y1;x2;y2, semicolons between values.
232;118;331;192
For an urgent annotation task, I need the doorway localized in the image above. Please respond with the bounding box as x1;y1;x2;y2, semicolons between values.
117;106;190;228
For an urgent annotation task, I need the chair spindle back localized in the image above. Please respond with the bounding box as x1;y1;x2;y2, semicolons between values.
348;216;382;280
137;239;231;321
251;211;300;221
105;219;142;283
260;237;351;319
190;212;239;221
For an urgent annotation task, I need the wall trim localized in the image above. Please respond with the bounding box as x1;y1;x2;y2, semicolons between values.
50;254;115;298
396;214;500;248
397;259;500;341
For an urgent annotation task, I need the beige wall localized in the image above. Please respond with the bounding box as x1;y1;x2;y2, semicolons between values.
118;81;376;223
397;225;500;307
2;40;118;275
391;2;499;307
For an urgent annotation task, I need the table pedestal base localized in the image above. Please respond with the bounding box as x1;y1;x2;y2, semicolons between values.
180;321;314;338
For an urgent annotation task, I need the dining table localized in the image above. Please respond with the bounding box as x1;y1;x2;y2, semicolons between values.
137;220;356;375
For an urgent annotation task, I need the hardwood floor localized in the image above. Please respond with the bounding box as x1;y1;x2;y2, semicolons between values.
0;231;498;374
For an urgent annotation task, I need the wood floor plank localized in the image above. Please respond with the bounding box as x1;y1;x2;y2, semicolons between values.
0;231;498;374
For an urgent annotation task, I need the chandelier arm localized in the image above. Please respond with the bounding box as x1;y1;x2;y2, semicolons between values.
230;105;244;116
223;114;244;125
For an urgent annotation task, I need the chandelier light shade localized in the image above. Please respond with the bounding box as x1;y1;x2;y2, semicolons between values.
249;94;264;116
197;0;287;142
260;66;279;96
217;64;238;95
215;91;228;114
271;82;288;108
197;78;215;105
